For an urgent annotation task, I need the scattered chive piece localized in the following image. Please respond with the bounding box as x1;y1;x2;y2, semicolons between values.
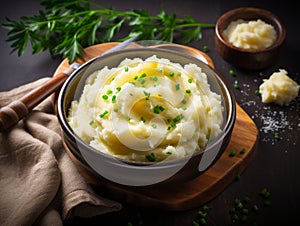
146;153;156;162
89;120;94;126
134;75;138;80
240;148;246;154
169;71;174;77
235;174;241;181
203;45;209;52
125;115;131;121
255;89;260;95
151;124;157;129
188;78;193;83
229;149;237;157
113;108;118;112
181;99;187;104
139;73;147;79
112;95;116;103
202;205;209;211
141;116;146;123
144;91;151;100
186;89;191;94
99;110;109;118
199;218;206;225
116;86;121;92
229;69;235;76
153;105;165;114
233;83;239;89
252;204;259;212
274;133;280;139
192;221;199;226
175;84;180;90
124;66;129;72
102;94;109;100
166;151;172;155
244;196;250;204
106;89;113;95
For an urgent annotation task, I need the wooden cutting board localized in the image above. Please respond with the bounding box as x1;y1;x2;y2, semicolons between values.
54;43;258;211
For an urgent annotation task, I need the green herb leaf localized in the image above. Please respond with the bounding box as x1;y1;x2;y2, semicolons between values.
2;0;215;64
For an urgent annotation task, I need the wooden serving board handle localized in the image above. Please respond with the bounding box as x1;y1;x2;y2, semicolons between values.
0;64;79;133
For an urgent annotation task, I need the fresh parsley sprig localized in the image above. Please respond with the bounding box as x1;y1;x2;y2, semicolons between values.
2;0;215;63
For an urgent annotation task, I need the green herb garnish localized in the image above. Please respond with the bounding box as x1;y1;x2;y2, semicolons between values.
146;153;156;162
153;105;165;114
99;110;108;118
2;0;215;63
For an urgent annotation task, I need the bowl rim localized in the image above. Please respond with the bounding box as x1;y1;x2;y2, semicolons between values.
57;47;236;167
215;6;286;53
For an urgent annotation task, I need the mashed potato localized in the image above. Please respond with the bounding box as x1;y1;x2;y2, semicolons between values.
259;69;300;106
67;55;224;162
223;19;277;50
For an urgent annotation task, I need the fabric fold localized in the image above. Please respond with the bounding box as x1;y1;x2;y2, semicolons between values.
0;78;121;226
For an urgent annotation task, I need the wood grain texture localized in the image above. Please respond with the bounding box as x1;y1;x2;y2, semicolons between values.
54;43;258;211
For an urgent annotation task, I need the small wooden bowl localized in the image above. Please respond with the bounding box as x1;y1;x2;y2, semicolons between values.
215;7;286;70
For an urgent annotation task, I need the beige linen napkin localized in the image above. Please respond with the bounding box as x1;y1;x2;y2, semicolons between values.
0;78;122;226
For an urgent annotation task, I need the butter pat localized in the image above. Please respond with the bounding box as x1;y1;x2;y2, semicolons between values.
259;69;300;106
223;19;277;50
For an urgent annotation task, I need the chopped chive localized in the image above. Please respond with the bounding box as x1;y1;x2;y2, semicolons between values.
146;153;156;162
134;75;138;80
169;71;174;77
125;115;131;121
199;218;206;225
112;95;116;103
229;69;235;76
141;116;146;123
102;94;109;100
235;174;241;181
153;105;165;114
175;84;180;90
252;204;259;212
106;89;113;95
166;151;172;155
139;73;147;79
89;120;94;126
229;150;236;157
188;78;193;83
124;66;129;72
240;148;246;154
181;99;187;104
186;89;191;94
151;124;157;129
203;45;209;52
233;83;239;89
202;205;209;211
192;221;199;226
116;87;121;92
150;76;158;81
99;110;109;118
255;89;260;95
274;133;280;140
113;108;118;112
143;91;150;100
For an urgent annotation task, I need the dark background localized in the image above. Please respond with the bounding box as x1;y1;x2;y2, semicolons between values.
1;1;299;225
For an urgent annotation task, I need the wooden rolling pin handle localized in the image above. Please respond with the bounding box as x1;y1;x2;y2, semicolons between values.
0;63;80;133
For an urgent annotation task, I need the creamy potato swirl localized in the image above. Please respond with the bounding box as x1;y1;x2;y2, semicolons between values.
67;55;223;162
